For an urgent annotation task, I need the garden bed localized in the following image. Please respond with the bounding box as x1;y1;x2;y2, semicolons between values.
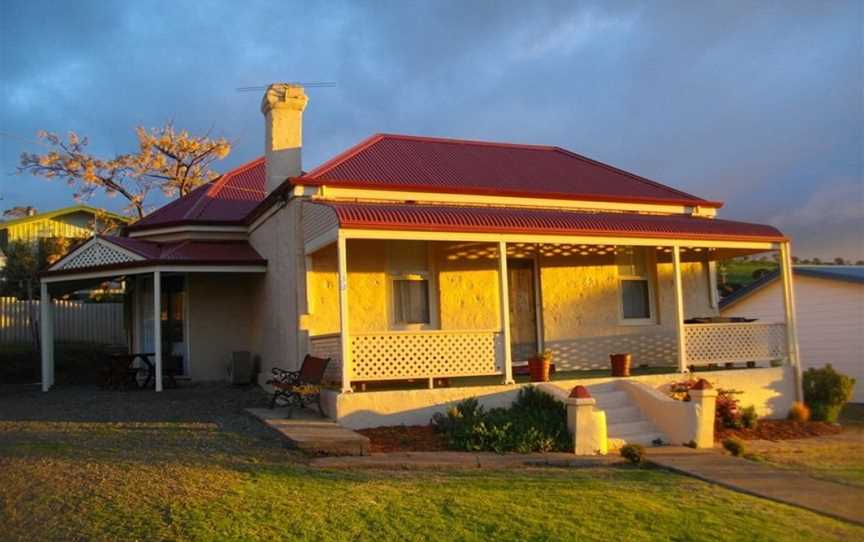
716;420;842;442
356;425;448;453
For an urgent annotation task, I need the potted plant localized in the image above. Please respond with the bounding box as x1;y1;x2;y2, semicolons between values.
528;350;553;382
610;353;631;377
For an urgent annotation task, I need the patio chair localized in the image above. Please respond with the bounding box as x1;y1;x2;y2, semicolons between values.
266;354;330;415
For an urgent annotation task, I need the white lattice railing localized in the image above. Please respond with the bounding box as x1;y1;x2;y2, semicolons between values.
684;322;787;365
349;330;502;381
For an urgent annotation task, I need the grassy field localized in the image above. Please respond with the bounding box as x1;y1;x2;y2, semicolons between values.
719;259;778;287
745;405;864;489
1;385;862;542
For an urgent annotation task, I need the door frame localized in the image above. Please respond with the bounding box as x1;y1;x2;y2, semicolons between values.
507;254;544;359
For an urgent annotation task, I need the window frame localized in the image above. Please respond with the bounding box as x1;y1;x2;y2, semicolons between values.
386;242;439;331
617;248;657;326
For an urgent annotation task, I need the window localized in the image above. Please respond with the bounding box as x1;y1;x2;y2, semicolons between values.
617;247;655;323
392;277;430;324
388;241;437;329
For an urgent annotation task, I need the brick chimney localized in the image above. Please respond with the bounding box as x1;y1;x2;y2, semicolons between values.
261;83;308;193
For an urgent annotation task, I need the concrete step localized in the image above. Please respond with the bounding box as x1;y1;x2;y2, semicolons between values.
608;419;658;438
608;432;667;451
591;390;630;409
603;405;642;425
246;407;370;456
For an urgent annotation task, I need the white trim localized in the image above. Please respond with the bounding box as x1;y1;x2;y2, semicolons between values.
498;241;514;384
128;225;247;238
153;270;163;392
780;242;803;401
672;245;687;372
306;185;719;217
340;228;779;251
42;264;267;284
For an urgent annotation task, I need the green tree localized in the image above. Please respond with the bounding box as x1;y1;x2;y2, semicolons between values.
1;238;71;299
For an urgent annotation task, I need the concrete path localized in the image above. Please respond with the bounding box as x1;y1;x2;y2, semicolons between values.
311;451;618;469
649;446;864;526
246;407;370;456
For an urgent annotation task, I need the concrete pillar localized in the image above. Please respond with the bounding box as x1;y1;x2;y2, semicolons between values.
566;386;607;455
153;270;163;392
39;281;53;392
689;379;718;448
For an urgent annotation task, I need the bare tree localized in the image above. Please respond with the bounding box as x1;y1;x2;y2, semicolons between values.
18;124;231;219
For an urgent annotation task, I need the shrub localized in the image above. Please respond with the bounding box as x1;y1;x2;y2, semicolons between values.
715;388;743;428
620;444;646;465
803;365;855;423
740;405;758;430
722;437;745;457
431;388;570;453
787;401;811;423
668;380;743;429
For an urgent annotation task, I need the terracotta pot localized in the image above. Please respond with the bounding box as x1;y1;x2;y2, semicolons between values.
610;353;631;377
528;357;551;382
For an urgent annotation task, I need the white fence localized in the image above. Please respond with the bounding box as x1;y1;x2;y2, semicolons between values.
0;296;125;345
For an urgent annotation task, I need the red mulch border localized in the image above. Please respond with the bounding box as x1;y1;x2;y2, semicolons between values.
715;420;842;442
356;425;448;453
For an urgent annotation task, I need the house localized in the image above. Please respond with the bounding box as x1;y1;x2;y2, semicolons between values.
38;84;801;436
721;266;863;402
0;204;129;266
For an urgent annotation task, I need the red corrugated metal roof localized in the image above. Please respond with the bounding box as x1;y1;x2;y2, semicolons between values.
300;134;722;208
42;237;266;277
100;237;265;263
128;157;265;230
318;202;785;242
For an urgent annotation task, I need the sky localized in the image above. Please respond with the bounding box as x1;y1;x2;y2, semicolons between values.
1;0;862;260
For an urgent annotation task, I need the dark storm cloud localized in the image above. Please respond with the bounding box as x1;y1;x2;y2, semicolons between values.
1;0;861;258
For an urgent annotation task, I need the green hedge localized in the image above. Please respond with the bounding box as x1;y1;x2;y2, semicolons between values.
431;387;571;453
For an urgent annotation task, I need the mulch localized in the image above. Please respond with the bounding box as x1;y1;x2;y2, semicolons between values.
715;420;842;442
356;425;449;453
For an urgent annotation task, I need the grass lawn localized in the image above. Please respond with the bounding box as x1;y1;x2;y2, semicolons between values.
745;405;864;489
1;385;862;541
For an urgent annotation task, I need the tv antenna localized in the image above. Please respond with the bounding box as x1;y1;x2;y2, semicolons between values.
236;82;336;92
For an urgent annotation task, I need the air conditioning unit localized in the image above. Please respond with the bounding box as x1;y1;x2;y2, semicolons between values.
226;351;255;385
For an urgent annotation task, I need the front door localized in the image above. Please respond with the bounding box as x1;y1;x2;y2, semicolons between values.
507;258;540;362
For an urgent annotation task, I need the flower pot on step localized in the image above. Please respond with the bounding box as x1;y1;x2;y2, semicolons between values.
528;353;552;382
610;353;631;377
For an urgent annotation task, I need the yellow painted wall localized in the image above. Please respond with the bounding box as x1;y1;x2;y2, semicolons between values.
306;241;715;347
435;243;500;331
307;240;500;335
